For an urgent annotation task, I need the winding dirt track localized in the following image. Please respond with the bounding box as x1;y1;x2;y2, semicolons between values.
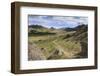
52;40;69;56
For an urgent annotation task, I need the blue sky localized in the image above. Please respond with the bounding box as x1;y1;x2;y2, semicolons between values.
28;15;88;29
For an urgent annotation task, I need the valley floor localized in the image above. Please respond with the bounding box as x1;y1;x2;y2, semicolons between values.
28;30;86;60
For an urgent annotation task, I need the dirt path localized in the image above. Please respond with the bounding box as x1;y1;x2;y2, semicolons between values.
52;40;69;56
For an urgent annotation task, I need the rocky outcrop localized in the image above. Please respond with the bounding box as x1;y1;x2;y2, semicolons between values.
28;42;46;60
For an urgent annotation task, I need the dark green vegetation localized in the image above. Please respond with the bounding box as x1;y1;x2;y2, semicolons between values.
28;24;88;60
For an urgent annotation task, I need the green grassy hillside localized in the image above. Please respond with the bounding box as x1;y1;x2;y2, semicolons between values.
28;24;88;60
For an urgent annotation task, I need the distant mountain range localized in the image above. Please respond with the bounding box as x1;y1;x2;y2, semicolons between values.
29;25;45;29
60;24;87;31
29;24;87;30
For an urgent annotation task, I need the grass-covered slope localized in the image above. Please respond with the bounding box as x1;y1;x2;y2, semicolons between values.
28;24;88;60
